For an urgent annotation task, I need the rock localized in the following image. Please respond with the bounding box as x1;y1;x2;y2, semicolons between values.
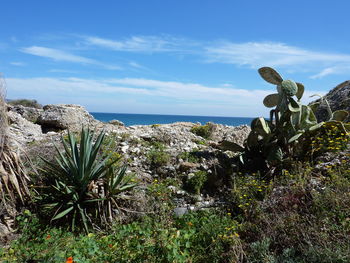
7;111;43;144
178;162;200;172
312;80;350;122
173;207;188;216
7;105;43;123
108;119;125;126
37;104;97;132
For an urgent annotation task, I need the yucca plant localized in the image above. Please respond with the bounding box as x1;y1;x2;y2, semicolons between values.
41;128;136;232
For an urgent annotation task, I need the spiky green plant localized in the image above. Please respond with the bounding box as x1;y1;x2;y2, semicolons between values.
41;128;136;232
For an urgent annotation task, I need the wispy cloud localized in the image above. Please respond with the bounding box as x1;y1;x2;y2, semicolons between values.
10;62;25;66
20;46;121;70
6;77;324;116
84;35;197;53
205;41;350;78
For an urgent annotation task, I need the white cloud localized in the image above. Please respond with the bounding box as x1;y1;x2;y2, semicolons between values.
205;41;350;78
10;62;25;66
20;46;121;70
5;77;325;117
84;35;197;53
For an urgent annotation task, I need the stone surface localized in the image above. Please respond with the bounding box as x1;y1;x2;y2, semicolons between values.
312;80;350;122
7;105;43;123
7;111;43;145
37;104;97;132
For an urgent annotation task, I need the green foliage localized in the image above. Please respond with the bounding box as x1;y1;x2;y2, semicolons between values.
1;210;243;263
190;123;214;139
146;142;170;167
39;128;136;232
219;67;350;173
8;98;42;108
177;150;200;163
240;163;350;262
183;171;207;195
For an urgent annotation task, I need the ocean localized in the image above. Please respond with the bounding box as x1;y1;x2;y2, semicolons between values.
90;112;254;127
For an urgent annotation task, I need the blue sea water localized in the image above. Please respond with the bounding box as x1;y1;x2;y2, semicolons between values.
90;112;254;127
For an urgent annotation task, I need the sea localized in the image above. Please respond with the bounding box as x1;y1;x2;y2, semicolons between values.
90;112;254;127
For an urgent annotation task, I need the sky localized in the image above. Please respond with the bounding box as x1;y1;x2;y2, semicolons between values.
1;0;350;117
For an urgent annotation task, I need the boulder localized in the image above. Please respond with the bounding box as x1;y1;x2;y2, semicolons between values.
312;80;350;122
37;104;97;132
7;111;43;144
7;105;43;123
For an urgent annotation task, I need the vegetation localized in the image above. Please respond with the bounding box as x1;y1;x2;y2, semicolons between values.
190;123;214;139
38;128;136;232
8;98;42;108
2;67;350;262
183;170;207;195
0;76;30;216
146;141;171;167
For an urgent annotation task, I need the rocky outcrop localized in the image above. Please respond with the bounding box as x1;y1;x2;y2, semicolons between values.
7;105;43;123
7;111;43;145
312;80;350;122
36;104;97;132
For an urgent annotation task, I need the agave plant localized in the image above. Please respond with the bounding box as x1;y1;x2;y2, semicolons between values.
41;128;136;232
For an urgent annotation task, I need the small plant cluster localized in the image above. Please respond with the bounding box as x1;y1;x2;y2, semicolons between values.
177;150;200;163
190;123;214;139
183;170;208;195
146;141;171;167
308;121;350;156
8;98;42;108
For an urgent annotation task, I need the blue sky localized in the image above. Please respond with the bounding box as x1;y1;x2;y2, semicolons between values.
1;0;350;117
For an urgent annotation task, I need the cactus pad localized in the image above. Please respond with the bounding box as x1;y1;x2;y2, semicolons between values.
258;67;283;85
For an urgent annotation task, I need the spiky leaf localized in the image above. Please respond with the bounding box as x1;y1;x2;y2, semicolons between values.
263;93;279;108
258;67;283;85
288;133;303;143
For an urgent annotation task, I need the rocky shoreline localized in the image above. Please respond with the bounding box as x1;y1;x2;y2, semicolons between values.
6;103;251;216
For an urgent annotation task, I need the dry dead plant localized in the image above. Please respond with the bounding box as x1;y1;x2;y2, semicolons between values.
0;74;30;216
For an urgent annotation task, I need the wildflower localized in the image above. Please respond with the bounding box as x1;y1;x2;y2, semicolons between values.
227;212;231;216
46;234;51;240
108;244;113;248
66;257;73;263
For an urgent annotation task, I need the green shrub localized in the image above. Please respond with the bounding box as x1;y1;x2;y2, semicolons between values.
177;150;200;163
146;142;170;167
39;128;136;232
190;123;214;139
184;171;207;195
8;98;42;108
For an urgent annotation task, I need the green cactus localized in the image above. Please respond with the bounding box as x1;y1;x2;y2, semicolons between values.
218;66;350;173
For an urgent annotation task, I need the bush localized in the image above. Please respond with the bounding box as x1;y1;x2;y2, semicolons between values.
146;142;170;167
184;171;207;195
8;98;42;108
190;123;214;139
